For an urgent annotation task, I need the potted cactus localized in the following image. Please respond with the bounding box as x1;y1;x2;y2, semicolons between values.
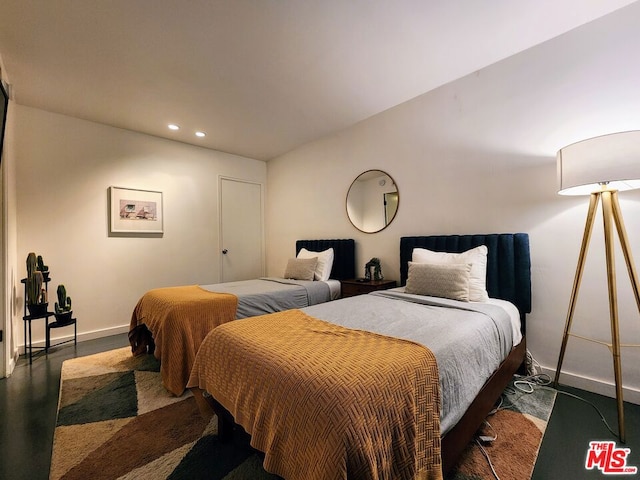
54;284;73;324
37;254;50;281
26;252;48;316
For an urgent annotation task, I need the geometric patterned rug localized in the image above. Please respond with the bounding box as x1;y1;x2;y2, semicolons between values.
50;347;278;480
51;347;555;480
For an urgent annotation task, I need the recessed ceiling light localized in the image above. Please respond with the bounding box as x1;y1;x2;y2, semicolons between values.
195;131;206;137
168;124;180;130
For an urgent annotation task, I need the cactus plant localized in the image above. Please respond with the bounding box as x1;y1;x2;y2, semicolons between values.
55;284;72;314
36;254;49;279
54;284;73;324
26;271;44;306
26;252;37;279
36;254;49;273
26;252;47;315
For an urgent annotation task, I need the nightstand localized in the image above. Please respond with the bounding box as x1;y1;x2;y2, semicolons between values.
340;278;397;298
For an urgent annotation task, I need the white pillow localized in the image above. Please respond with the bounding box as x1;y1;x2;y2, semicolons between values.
283;257;318;281
405;262;472;301
412;245;489;302
297;247;334;281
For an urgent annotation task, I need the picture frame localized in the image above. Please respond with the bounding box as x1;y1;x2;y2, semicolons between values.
108;186;163;235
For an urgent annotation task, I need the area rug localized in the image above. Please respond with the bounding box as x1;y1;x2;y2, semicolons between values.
446;380;557;480
51;347;555;480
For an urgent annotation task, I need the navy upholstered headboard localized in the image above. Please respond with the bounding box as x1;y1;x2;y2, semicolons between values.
400;234;531;318
296;239;356;280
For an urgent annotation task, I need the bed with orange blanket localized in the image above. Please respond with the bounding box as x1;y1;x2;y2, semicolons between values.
190;309;442;479
129;239;355;395
188;233;531;478
129;285;238;396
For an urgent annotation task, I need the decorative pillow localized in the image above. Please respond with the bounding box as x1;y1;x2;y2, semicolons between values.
297;247;334;281
412;245;489;302
405;262;472;302
283;257;318;281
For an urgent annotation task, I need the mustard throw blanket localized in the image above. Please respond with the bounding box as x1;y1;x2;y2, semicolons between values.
188;309;442;480
130;285;238;396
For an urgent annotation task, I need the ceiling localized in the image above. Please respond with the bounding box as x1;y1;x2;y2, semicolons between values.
0;0;636;161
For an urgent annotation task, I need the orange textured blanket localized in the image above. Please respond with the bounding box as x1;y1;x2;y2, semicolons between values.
130;285;238;396
188;309;442;480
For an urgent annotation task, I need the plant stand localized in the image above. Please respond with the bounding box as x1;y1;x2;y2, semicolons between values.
21;275;78;363
21;276;52;364
46;317;77;351
22;312;54;364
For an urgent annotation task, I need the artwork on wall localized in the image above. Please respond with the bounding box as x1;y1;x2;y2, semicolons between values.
108;186;163;235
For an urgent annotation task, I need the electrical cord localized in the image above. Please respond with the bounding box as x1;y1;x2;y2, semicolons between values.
526;350;619;439
525;349;542;376
544;388;619;439
475;438;502;480
473;420;500;480
488;395;503;415
495;373;551;412
477;419;498;442
473;349;620;479
514;373;552;393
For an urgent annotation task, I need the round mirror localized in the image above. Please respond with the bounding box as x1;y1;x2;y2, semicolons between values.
346;170;399;233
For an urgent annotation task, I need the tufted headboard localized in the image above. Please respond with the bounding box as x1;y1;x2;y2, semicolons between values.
296;239;356;281
400;234;531;321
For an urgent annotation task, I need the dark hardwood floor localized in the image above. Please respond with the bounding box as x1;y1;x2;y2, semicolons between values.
0;334;129;480
1;335;638;480
533;384;639;479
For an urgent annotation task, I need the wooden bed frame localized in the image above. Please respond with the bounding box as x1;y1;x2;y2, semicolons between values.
194;233;531;476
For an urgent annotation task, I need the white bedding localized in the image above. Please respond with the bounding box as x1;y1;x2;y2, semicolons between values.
325;279;341;299
200;277;338;318
302;288;522;434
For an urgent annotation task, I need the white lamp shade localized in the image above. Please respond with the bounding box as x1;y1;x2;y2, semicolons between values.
557;130;640;196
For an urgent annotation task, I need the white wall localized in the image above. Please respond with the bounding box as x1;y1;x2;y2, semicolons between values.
266;3;640;403
12;106;266;353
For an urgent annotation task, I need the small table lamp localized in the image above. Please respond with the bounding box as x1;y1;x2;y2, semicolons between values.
554;130;640;443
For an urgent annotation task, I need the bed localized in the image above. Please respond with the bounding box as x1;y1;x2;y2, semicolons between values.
188;233;531;479
129;238;355;396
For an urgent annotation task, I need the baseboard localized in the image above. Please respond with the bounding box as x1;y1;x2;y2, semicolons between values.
73;324;130;343
20;324;129;354
541;365;640;405
8;349;19;373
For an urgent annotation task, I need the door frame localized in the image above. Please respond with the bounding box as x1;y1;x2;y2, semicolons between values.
1;164;5;377
218;176;265;282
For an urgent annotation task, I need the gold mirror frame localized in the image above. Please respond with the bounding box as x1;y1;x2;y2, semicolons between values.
346;170;399;233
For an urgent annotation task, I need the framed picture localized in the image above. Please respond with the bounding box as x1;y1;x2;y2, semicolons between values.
109;186;163;235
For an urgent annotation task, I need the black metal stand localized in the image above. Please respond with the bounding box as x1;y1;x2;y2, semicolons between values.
21;275;78;364
46;318;77;350
22;312;54;364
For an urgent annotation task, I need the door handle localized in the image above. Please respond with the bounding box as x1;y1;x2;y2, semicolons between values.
222;249;228;254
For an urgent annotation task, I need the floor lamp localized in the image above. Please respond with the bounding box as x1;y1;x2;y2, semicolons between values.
553;130;640;443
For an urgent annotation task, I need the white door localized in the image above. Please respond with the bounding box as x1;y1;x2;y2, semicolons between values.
220;177;264;282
